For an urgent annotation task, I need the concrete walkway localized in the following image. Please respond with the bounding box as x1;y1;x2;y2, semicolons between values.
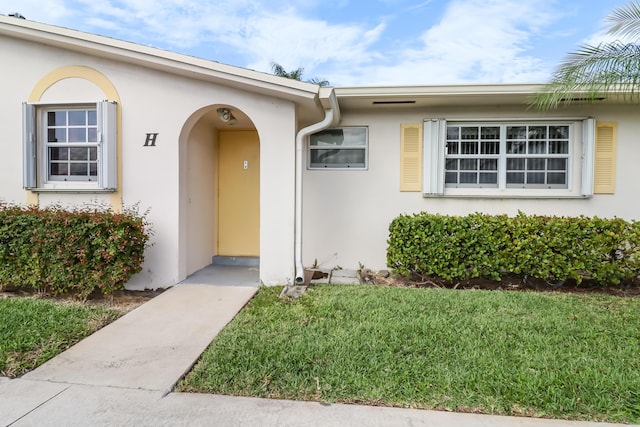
22;284;257;392
0;284;634;427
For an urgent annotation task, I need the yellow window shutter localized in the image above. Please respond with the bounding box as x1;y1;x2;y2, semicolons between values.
400;124;423;191
594;122;617;194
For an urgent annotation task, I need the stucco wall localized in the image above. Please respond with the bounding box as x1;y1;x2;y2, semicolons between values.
185;117;217;276
254;101;297;285
1;35;299;289
302;104;640;273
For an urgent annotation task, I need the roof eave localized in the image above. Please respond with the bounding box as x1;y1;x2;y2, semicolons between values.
0;15;322;104
334;84;630;110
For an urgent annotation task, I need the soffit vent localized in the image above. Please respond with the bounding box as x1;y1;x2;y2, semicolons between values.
372;100;416;105
559;97;606;102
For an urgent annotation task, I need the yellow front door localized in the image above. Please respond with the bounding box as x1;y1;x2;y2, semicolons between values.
217;130;260;256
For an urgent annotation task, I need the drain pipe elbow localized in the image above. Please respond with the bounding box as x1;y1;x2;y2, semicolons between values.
294;92;339;284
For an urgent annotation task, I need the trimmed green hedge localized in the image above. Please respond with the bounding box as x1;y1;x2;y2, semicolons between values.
0;203;150;298
387;212;640;285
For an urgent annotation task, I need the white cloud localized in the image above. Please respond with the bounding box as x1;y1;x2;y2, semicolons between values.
71;0;248;48
87;1;385;80
0;0;595;85
329;0;559;85
583;28;636;47
236;12;385;75
8;0;384;80
0;0;73;22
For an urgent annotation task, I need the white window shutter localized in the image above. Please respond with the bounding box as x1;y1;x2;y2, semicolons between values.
22;103;36;189
423;119;446;196
581;118;595;197
98;100;117;190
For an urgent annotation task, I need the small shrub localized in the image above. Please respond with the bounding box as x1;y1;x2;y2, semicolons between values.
387;212;640;286
0;203;151;298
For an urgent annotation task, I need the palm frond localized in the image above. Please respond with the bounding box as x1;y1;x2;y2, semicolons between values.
289;68;305;81
607;1;640;38
531;42;640;110
270;61;330;86
270;62;286;76
306;77;330;87
270;62;305;80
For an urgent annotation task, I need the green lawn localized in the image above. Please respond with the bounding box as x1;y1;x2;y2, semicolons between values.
0;297;122;378
178;285;640;423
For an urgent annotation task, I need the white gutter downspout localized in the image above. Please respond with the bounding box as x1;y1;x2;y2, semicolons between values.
294;87;340;284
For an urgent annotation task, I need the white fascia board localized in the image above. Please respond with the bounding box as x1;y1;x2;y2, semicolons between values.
334;84;546;97
333;84;547;109
333;84;630;107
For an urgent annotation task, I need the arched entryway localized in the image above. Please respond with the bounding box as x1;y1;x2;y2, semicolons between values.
178;105;260;281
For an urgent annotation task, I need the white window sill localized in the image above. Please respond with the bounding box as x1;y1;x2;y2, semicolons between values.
308;167;368;171
424;188;591;199
28;185;115;193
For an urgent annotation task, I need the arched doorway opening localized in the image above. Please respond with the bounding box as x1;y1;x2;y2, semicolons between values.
178;105;260;280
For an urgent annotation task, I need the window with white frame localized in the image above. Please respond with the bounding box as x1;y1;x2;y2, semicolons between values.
23;101;117;191
444;123;570;188
308;127;368;169
45;107;99;181
423;118;595;197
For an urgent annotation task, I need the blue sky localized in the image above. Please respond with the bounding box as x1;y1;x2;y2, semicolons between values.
0;0;631;86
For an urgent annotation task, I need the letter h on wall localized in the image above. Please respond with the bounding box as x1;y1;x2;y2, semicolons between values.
144;133;158;147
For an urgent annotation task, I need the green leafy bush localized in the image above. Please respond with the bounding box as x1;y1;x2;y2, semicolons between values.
387;212;640;285
0;203;150;298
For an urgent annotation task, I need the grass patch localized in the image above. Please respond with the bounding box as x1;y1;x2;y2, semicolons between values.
178;285;640;423
0;297;122;377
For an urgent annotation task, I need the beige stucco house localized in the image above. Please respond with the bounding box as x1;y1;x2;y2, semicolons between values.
1;15;637;289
